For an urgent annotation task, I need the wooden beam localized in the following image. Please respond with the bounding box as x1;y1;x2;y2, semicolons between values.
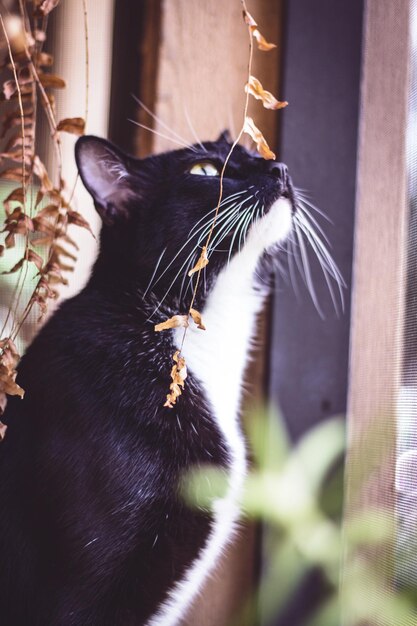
342;0;410;621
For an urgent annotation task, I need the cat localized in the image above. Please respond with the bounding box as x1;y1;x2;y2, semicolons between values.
0;131;295;626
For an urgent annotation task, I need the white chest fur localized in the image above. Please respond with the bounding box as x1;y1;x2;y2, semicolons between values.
147;198;293;626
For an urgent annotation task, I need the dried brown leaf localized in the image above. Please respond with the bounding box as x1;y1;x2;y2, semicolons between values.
5;232;15;248
164;351;187;408
0;245;4;257
33;155;53;192
5;130;35;152
0;421;7;440
0;338;24;415
4;187;24;206
188;246;209;276
39;0;60;15
38;72;66;89
2;212;34;240
242;9;276;52
0;151;32;167
3;79;17;100
154;315;188;333
243;116;276;160
61;233;80;250
0;167;28;182
57;117;85;136
43;261;68;285
2;257;24;274
252;29;277;52
245;76;287;110
67;210;94;235
189;308;206;330
1;109;34;133
33;215;56;236
35;190;44;207
36;204;60;219
4;206;24;222
50;244;77;262
31;234;52;247
34;29;46;42
242;8;257;28
36;52;53;67
27;249;44;272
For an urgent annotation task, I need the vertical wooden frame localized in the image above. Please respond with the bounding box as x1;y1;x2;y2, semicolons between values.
342;0;410;622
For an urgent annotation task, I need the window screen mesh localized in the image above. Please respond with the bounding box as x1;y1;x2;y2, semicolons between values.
397;0;417;594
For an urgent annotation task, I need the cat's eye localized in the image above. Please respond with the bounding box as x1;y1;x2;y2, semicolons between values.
189;162;220;177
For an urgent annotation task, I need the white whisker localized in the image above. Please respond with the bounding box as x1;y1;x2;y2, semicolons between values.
183;103;206;152
287;235;301;298
228;208;252;263
294;220;324;318
294;191;332;223
128;119;198;152
295;215;345;313
296;202;331;245
208;208;246;252
143;247;167;299
132;95;195;148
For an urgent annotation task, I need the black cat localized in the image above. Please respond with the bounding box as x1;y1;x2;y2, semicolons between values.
0;133;294;625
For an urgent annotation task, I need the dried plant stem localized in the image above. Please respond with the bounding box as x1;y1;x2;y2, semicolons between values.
27;56;63;187
67;0;90;207
0;12;29;340
82;0;89;125
178;0;254;354
0;14;27;204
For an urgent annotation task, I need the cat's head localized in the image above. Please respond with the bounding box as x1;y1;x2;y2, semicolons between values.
75;132;295;303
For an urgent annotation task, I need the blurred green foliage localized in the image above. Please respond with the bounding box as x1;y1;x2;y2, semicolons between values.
182;409;417;626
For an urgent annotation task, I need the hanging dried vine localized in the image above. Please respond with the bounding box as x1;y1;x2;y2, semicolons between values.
0;0;90;431
158;0;288;408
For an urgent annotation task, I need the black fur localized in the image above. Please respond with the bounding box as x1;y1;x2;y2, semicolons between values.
0;134;292;625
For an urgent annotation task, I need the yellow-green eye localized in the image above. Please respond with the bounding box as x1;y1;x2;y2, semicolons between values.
189;162;220;176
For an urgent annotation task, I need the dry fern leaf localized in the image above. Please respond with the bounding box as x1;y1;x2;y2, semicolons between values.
154;315;188;333
253;29;277;52
33;156;54;192
164;351;187;409
242;8;257;28
3;79;18;100
57;117;85;136
1;249;43;275
243;116;276;160
3;187;25;214
38;73;66;89
242;9;277;52
36;52;53;67
188;246;209;276
245;76;288;110
0;167;28;183
39;0;61;15
0;338;24;417
189;308;206;330
67;210;94;235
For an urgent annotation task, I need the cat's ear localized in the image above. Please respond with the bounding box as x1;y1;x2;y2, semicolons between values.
217;129;232;144
75;136;135;225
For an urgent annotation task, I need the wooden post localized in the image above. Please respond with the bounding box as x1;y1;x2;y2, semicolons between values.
342;1;410;622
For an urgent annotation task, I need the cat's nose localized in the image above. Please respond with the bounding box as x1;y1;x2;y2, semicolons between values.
267;162;289;181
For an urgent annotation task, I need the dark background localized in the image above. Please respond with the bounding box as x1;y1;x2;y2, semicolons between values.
267;1;364;624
